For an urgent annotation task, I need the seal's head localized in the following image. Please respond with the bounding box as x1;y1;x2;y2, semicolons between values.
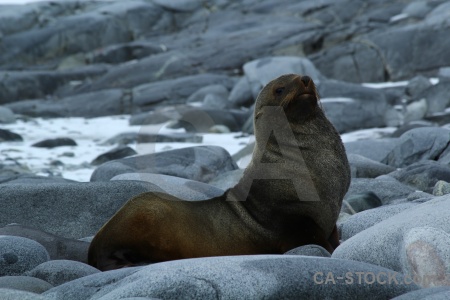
254;74;320;124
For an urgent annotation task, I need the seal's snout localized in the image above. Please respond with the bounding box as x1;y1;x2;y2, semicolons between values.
300;76;311;87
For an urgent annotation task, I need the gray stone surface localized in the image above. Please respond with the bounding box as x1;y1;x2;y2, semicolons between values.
0;276;53;294
344;138;399;162
389;160;450;192
90;146;238;183
348;153;395;178
0;236;50;276
344;178;415;205
0;288;48;300
0;224;89;263
0;106;16;123
26;260;100;287
392;287;450;300
0;181;159;239
43;255;418;299
341;192;382;214
284;245;331;257
383;127;450;168
339;202;418;241
243;56;323;98
111;173;225;200
333;195;450;287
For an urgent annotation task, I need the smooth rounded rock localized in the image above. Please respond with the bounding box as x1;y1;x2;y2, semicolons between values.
392;286;450;300
0;276;53;294
90;146;238;183
383;127;450;168
339;202;418;241
0;236;50;276
26;260;100;287
111;173;225;200
341;192;382;214
284;245;331;257
344;178;415;205
43;256;418;299
388;160;450;192
333;195;450;287
348;154;395;178
0;288;48;300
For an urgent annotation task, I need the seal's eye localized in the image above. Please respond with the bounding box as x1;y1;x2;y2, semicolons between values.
275;87;284;95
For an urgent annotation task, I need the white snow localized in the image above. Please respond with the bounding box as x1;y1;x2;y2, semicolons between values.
0;116;252;182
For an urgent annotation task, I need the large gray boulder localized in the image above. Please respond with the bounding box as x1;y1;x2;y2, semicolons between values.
0;236;50;276
43;255;418;299
0;181;159;239
333;194;450;287
90;146;238;183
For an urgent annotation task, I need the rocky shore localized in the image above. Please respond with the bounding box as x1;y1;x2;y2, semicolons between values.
1;0;450;299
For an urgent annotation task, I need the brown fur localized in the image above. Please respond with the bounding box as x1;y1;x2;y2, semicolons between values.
88;74;351;271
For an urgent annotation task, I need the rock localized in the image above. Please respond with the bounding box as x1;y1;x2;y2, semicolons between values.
123;74;235;107
439;67;450;79
311;16;450;82
383;127;450;168
284;245;331;258
0;181;160;239
7;89;134;118
153;0;204;12
91;146;137;166
402;1;436;19
207;169;244;190
0;129;23;142
402;227;450;287
111;173;225;200
321;97;388;133
0;236;50;276
86;41;164;65
90;146;238;183
348;153;395;178
405;75;432;98
317;80;389;132
344;139;399;163
390;123;432;137
209;125;231;133
186;84;229;107
102;132;202;145
0;224;89;263
0;1;172;69
0;174;74;185
388;160;450;192
332;195;450;287
310;41;387;83
0;106;15;123
0;68;108;104
404;98;427;124
172;107;249;132
345;178;415;205
341;192;382;214
0;289;48;300
228;76;253;108
392;286;450;300
419;80;450;116
43;255;418;299
339;202;418;241
26;260;100;287
243;56;323;98
433;180;450;196
0;276;53;294
32;138;77;148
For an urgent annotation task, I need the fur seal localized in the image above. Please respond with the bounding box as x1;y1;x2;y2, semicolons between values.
88;74;351;271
